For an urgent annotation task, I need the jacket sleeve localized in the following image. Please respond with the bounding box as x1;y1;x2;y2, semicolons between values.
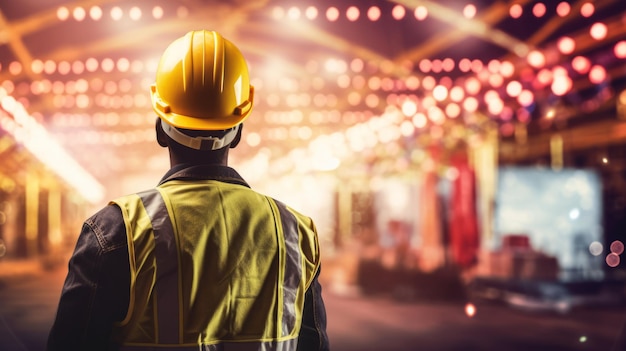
47;205;130;351
297;266;330;351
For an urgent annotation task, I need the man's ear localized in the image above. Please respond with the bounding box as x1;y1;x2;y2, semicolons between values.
229;124;243;149
155;118;168;148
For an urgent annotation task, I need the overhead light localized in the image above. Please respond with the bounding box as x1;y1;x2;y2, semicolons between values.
0;89;104;204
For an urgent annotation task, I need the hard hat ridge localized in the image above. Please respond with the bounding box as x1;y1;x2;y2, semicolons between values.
150;30;254;133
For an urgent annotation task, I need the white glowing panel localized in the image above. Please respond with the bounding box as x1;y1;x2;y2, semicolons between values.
494;167;603;277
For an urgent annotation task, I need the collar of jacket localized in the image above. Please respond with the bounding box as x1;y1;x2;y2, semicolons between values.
157;164;251;188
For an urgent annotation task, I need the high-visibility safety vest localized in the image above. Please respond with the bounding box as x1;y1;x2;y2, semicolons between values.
110;179;321;350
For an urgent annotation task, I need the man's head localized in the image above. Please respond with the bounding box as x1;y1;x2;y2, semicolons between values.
150;30;254;162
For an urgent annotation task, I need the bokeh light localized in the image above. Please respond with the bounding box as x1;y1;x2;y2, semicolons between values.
465;303;476;318
610;240;624;255
606;253;620;267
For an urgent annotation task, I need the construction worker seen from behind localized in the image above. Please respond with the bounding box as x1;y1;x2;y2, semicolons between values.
47;30;330;351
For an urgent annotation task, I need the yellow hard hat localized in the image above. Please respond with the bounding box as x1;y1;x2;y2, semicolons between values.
150;30;254;131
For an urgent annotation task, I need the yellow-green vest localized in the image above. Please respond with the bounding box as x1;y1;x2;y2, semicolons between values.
110;179;321;350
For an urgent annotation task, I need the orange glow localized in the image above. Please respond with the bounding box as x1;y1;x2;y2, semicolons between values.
527;50;545;68
9;61;22;75
392;5;406;20
118;79;132;93
326;7;340;22
553;65;567;78
305;6;318;20
176;6;188;19
459;58;472;72
557;37;575;55
506;81;522;97
368;76;381;90
532;3;546;17
57;6;70;21
589;65;606;84
381;77;394;91
271;6;285;20
487;59;500;73
129;7;142;21
500;60;515;77
556;2;570;17
463;97;478;112
614;41;626;58
445;103;461;118
414;6;428;21
110;6;123;21
471;59;483;72
131;60;144;73
537;68;553;86
509;4;522;19
367;6;381;21
72;60;85;74
427;106;445;125
464;77;481;95
590;22;608;40
76;94;90;108
73;7;86;21
401;99;418;117
75;79;88;93
431;59;442;73
101;58;114;72
419;59;431;73
413;112;427;128
365;94;380;108
422;96;435;109
350;58;364;73
580;2;595;17
572;56;591;74
52;81;64;94
551;75;572;96
433;85;448;101
450;86;464;102
422;76;436;90
152;6;164;19
352;75;365;89
463;4;477;19
58;61;70;75
484;89;499;103
31;60;44;74
347;92;361;106
104;81;118;94
517;90;534;106
85;58;98;72
488;74;503;88
400;120;414;136
346;6;360;21
443;58;455;72
405;76;420;90
440;76;452;89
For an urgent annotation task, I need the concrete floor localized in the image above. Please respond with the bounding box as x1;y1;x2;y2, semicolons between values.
1;260;626;351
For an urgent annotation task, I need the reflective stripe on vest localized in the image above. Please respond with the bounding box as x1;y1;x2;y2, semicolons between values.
138;189;181;344
275;201;301;337
117;187;308;350
120;338;298;351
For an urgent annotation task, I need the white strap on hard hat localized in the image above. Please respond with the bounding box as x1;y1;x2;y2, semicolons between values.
161;121;240;150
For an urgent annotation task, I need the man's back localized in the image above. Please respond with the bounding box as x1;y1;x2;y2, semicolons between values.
111;171;320;346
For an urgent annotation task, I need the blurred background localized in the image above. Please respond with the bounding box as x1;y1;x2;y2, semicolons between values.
0;0;626;350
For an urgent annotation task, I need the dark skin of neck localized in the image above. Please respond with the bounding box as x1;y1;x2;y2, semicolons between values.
155;119;243;167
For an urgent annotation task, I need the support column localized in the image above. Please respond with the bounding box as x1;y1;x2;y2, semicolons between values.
48;187;62;246
25;172;39;257
336;181;352;249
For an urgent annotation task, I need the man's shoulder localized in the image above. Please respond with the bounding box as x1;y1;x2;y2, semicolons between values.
83;204;127;252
